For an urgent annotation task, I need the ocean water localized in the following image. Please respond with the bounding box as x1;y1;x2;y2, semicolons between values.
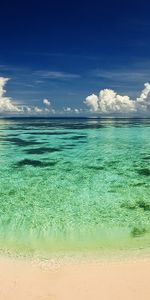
0;118;150;256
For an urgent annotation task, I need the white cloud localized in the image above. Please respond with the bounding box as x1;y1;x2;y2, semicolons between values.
44;107;55;113
34;106;43;113
0;77;22;112
43;98;51;106
63;107;72;112
63;107;81;113
84;83;150;113
43;99;56;113
66;107;71;112
85;94;99;112
137;82;150;102
74;108;79;113
0;77;56;115
2;75;149;116
23;106;32;113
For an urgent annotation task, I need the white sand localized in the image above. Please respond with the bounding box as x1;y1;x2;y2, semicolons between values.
0;254;150;300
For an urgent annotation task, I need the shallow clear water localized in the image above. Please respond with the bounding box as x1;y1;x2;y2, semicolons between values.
0;118;150;255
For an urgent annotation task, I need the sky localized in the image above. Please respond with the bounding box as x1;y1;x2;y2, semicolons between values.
0;0;150;116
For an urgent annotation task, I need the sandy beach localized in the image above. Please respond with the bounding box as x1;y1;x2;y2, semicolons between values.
0;254;150;300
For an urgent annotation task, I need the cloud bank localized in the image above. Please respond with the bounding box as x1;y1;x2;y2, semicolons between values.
0;77;55;115
1;76;150;116
84;83;150;113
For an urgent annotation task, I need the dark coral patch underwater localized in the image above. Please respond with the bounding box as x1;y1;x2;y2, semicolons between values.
142;156;150;160
15;159;57;168
24;147;62;155
1;137;41;146
85;165;105;170
137;168;150;176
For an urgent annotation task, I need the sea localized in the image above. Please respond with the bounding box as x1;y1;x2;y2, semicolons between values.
0;117;150;256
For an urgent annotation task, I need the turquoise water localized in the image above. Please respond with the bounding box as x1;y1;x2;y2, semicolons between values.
0;118;150;255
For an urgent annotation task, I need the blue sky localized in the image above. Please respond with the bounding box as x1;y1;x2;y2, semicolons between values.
0;0;150;115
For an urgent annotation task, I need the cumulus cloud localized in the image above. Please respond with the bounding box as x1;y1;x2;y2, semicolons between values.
84;83;150;113
74;108;79;113
0;77;55;115
137;82;150;102
63;107;81;113
64;107;71;112
34;106;43;113
43;99;56;113
0;77;22;112
43;98;51;106
44;107;55;113
85;94;99;112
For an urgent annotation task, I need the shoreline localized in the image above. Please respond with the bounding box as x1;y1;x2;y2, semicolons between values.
0;249;150;300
